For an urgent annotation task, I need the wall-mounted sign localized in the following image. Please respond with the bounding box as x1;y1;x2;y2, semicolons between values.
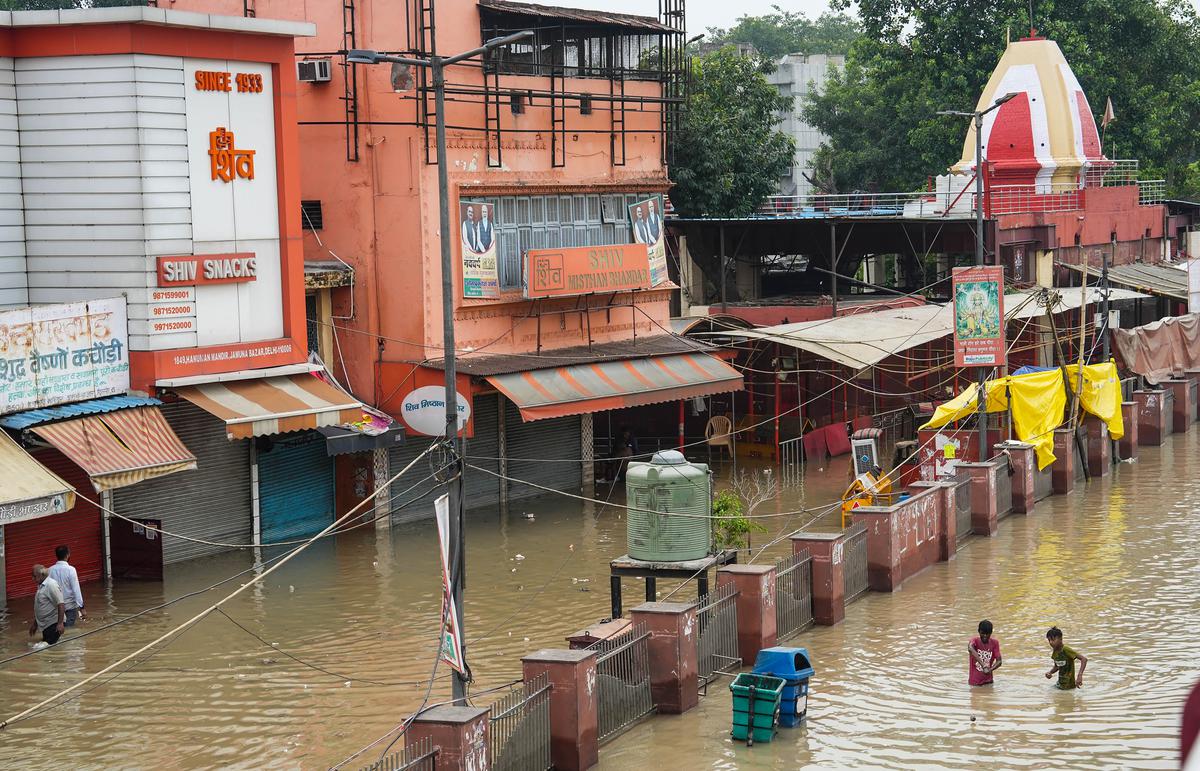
0;298;130;414
194;70;264;93
952;266;1006;367
209;127;256;182
401;385;471;437
523;244;651;299
460;201;499;299
158;254;258;287
628;195;668;287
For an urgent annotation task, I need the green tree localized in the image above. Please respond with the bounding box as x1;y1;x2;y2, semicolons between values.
804;0;1200;197
0;0;139;8
707;7;862;60
670;48;795;218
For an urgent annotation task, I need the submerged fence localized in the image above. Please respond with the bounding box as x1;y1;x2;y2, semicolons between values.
842;523;869;604
955;473;973;545
358;737;439;771
697;582;740;688
775;550;814;641
994;460;1014;519
489;673;551;771
592;621;655;744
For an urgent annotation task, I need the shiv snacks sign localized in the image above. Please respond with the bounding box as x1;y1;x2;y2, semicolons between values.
523;243;652;299
0;298;130;414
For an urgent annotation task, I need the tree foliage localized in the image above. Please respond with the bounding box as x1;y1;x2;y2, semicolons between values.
0;0;137;9
706;7;862;60
804;0;1200;196
670;48;795;218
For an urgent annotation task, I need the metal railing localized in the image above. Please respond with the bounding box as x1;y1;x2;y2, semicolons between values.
1139;179;1167;204
489;673;552;771
1034;464;1052;502
697;582;740;688
359;737;439;771
955;472;973;544
993;461;1013;519
775;550;814;641
780;435;803;488
758;190;964;217
842;522;869;604
591;621;655;745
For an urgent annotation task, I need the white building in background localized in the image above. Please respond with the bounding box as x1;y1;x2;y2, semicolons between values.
767;53;844;197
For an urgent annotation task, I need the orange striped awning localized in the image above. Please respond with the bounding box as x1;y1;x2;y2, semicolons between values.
486;353;743;422
174;373;364;439
31;406;197;492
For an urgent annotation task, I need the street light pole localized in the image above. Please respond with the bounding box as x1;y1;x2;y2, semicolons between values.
348;31;533;705
939;92;1017;464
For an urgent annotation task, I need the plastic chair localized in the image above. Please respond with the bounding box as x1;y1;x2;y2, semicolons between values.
706;415;734;464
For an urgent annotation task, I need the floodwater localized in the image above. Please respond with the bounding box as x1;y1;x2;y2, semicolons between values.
0;432;1196;770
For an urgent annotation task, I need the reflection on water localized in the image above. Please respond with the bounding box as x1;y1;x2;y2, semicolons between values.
0;434;1196;769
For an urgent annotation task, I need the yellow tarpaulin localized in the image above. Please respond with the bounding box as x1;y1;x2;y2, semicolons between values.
919;362;1124;470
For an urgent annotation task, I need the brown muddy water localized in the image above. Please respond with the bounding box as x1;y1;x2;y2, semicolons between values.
0;434;1197;770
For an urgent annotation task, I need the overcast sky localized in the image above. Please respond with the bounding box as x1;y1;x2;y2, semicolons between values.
571;0;835;36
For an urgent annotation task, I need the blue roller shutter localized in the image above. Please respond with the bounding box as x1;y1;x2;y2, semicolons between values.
258;433;335;544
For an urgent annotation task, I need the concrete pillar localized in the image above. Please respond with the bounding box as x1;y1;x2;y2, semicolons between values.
629;601;698;715
407;706;489;771
1118;402;1139;460
853;488;943;592
1052;429;1076;495
998;442;1037;514
910;480;957;561
1134;390;1168;446
1164;380;1192;435
958;461;999;536
789;531;846;625
716;564;776;666
521;650;599;771
371;447;390;531
1082;416;1110;478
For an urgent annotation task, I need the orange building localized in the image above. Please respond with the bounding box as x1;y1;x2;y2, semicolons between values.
163;0;743;511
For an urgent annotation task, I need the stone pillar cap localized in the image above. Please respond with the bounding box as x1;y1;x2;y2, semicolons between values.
411;705;489;724
522;649;596;664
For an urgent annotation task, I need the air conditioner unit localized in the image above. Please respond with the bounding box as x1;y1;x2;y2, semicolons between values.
297;59;332;83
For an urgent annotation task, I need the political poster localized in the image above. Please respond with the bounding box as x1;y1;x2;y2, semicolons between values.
952;266;1006;367
434;494;466;674
628;195;668;287
0;298;130;414
460;201;500;299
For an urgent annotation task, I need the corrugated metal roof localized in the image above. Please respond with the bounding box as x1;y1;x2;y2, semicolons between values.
424;335;712;377
1065;262;1187;301
477;0;674;33
0;395;162;431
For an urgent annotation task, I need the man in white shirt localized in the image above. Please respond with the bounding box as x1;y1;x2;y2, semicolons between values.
28;564;65;645
645;198;663;243
47;544;85;626
461;205;482;253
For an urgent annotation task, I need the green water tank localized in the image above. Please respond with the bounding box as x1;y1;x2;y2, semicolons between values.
625;450;712;562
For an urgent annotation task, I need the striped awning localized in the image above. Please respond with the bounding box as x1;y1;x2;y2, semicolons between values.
0;431;76;525
30;406;197;492
486;353;743;421
174;373;364;439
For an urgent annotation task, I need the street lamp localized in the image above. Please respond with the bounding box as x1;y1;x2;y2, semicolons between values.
347;29;533;705
938;91;1018;463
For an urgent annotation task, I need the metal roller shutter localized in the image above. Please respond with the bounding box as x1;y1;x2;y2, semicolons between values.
258;432;335;544
462;394;500;511
112;401;252;565
504;399;581;502
388;439;442;523
4;448;102;599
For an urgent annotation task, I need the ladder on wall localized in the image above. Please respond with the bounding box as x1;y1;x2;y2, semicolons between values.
610;60;626;166
484;64;503;168
340;0;361;162
418;0;438;165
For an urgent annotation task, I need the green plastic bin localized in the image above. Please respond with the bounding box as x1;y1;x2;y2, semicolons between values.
730;673;785;744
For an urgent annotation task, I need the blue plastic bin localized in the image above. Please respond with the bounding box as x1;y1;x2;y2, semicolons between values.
752;647;814;727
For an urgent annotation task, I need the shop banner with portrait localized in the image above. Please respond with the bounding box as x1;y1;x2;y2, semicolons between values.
460;201;500;298
628;195;669;287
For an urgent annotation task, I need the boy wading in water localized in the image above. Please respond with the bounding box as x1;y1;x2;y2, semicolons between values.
968;619;1002;686
1045;626;1087;689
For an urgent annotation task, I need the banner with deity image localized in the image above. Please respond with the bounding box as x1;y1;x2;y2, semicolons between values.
952;266;1006;367
0;298;130;414
628;195;668;287
460;201;500;299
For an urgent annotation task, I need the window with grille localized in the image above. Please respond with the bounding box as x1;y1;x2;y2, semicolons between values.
464;192;658;290
301;200;323;230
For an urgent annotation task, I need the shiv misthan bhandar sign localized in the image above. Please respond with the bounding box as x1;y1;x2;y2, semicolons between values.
952;266;1006;367
523;243;651;299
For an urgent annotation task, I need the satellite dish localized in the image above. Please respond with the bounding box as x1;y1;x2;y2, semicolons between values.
391;62;414;93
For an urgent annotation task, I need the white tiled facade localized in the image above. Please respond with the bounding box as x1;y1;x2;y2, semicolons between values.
767;53;844;198
0;57;23;308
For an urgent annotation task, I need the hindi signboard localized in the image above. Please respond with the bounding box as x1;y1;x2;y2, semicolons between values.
0;298;130;415
523;243;652;299
460;201;500;299
952;266;1006;367
628;195;668;287
434;494;466;675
